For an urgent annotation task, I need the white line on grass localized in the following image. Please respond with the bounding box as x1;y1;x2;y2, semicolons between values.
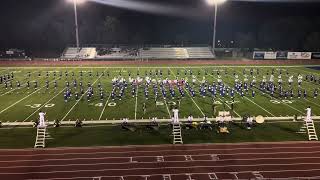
222;67;276;116
0;71;39;97
163;97;172;118
200;67;274;116
0;78;61;115
134;67;139;120
61;69;107;122
169;67;205;117
304;99;320;108
231;67;304;115
98;92;112;121
23;87;67;122
188;67;241;117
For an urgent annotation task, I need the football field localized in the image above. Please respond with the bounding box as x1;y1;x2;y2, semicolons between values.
0;65;320;123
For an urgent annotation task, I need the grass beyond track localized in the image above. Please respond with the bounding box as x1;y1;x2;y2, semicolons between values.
0;122;316;149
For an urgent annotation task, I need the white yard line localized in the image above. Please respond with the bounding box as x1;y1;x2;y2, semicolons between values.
231;67;304;115
61;69;107;122
305;99;320;108
224;67;277;116
134;68;139;120
190;67;241;117
0;78;60;114
204;67;275;117
0;71;38;97
169;67;205;116
98;93;112;121
23;87;67;122
245;96;275;116
163;98;172;118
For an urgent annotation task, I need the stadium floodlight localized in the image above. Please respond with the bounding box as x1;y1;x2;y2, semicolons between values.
206;0;227;5
206;0;227;52
67;0;86;52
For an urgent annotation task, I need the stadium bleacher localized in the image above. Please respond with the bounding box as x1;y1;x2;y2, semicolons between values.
62;47;96;59
185;47;215;59
61;46;215;60
140;47;189;59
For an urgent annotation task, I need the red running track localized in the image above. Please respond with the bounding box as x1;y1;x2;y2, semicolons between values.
0;141;320;180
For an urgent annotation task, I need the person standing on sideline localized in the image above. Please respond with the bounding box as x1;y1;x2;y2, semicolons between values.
172;107;179;124
38;111;46;127
306;106;312;122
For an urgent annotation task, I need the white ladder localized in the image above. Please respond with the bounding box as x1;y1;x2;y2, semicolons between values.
34;127;47;148
305;120;318;141
172;123;183;144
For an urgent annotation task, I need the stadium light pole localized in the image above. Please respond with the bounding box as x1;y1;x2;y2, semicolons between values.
68;0;85;52
206;0;226;52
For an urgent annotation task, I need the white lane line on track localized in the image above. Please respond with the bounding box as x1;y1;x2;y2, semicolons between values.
0;140;318;152
1;148;320;159
169;67;205;116
2;156;320;169
24;171;320;180
2;162;320;175
61;68;107;122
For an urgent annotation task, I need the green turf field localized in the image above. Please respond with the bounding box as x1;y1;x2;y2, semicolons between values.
0;65;319;123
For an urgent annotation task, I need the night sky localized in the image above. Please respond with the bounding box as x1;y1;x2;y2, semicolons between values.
1;0;320;54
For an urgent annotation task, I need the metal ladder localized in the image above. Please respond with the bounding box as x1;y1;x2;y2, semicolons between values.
34;127;47;148
305;120;318;141
172;123;183;144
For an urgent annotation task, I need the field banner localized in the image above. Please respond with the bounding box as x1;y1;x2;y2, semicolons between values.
264;52;277;59
253;51;265;60
287;52;300;59
6;51;14;55
300;52;312;59
312;52;320;59
287;52;312;60
276;51;287;59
